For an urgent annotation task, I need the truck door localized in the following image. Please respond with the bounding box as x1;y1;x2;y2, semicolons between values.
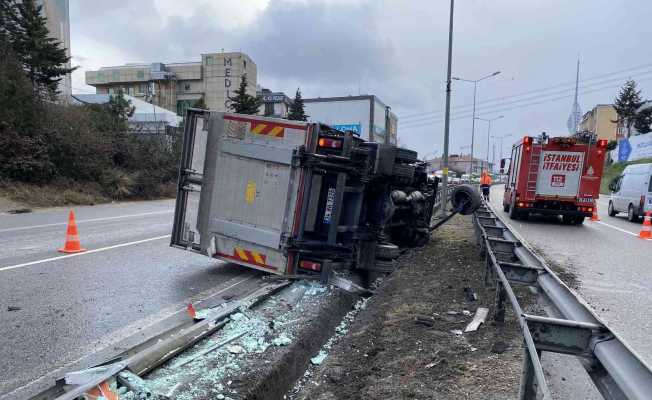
171;109;209;251
536;151;584;198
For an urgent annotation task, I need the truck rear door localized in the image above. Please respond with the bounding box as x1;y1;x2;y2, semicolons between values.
172;110;311;274
536;150;584;198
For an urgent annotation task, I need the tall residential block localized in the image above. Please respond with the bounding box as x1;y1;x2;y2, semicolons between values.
38;0;71;99
85;52;257;115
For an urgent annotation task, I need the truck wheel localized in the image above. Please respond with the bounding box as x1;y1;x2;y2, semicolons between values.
509;205;520;220
371;259;395;273
608;201;617;217
375;243;399;260
562;214;573;224
451;184;481;215
574;216;585;225
628;204;640;222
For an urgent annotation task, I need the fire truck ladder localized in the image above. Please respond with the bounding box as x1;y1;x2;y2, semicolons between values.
525;145;542;199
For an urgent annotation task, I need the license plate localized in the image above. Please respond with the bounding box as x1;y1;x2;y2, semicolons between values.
323;187;337;224
578;197;593;203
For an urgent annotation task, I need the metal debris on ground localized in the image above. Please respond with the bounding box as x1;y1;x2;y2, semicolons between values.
464;307;489;332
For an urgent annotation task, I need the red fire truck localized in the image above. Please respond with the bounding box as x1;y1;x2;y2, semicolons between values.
501;134;608;224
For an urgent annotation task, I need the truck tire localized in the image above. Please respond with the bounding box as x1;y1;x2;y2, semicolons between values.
395;148;418;163
451;184;481;215
393;163;415;179
574;216;585;225
608;201;617;217
509;204;521;220
375;243;400;260
371;259;395;273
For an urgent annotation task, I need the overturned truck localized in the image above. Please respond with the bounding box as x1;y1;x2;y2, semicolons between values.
172;110;479;282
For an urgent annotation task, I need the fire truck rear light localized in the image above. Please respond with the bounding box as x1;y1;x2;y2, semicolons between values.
597;139;608;148
523;136;532;145
588;207;593;212
299;260;321;271
318;138;342;149
518;202;525;207
525;146;531;151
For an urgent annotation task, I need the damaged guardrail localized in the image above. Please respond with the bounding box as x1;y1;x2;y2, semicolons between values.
473;202;652;399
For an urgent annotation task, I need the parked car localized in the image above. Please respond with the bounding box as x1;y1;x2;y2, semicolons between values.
608;163;652;222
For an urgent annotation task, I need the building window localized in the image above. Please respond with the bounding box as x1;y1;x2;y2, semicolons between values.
112;70;119;80
137;70;145;79
108;87;115;95
205;55;214;65
184;83;191;92
137;83;146;95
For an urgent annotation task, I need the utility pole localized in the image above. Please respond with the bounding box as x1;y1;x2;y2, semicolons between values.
440;0;455;217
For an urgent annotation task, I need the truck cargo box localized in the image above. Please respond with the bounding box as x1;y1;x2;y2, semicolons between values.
172;110;447;279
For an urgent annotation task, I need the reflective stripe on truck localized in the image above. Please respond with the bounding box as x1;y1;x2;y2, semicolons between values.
216;246;277;271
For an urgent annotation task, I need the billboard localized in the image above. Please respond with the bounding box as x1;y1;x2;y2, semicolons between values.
332;123;362;136
610;135;652;163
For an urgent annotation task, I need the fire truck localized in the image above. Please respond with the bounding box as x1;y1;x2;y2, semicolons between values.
501;134;608;224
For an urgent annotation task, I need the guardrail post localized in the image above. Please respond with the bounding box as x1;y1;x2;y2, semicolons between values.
494;280;506;323
519;346;540;399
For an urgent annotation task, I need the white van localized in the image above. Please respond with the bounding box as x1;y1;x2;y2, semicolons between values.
608;163;652;222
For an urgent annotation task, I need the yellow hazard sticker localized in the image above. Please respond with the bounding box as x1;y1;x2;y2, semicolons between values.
245;180;256;204
442;167;449;175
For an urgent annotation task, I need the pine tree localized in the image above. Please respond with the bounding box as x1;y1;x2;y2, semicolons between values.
193;96;208;110
227;74;261;114
288;88;308;121
634;107;652;134
613;80;643;137
7;0;76;99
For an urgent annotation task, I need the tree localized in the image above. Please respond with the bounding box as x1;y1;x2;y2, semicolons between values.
288;88;308;121
6;0;76;99
634;107;652;134
193;96;208;110
228;74;261;114
613;80;643;138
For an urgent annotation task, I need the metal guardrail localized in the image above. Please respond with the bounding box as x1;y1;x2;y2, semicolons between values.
473;201;652;399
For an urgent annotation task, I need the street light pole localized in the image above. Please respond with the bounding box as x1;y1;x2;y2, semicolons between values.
452;70;500;176
475;115;504;172
441;0;455;217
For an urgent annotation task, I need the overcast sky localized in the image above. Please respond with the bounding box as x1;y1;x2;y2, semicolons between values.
70;0;652;159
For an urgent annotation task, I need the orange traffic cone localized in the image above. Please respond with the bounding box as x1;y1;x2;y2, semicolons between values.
187;303;197;319
58;210;86;253
591;205;600;222
639;211;652;240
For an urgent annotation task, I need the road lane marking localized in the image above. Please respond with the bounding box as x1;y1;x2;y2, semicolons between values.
0;210;173;233
593;220;640;237
0;234;171;272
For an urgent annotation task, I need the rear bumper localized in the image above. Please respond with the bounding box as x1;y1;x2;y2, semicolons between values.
516;207;590;217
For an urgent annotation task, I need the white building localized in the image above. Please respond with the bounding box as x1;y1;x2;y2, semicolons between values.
71;94;182;133
303;95;397;144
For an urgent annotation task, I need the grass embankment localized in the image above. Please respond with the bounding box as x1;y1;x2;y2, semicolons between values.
600;158;652;194
0;179;176;209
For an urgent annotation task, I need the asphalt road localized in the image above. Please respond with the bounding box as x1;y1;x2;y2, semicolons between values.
0;200;259;399
489;185;652;366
